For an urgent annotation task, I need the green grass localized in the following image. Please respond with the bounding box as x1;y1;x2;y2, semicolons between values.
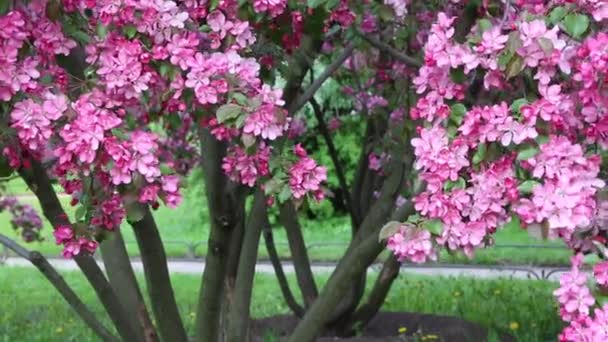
0;177;572;266
0;266;562;341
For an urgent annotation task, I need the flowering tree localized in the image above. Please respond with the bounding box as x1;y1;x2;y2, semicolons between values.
1;0;607;341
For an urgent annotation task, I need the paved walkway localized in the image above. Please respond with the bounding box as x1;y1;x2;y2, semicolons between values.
0;257;577;281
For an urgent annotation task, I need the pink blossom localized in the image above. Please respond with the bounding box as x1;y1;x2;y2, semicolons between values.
288;147;327;200
387;225;436;263
554;254;595;322
53;225;73;245
243;105;287;140
594;261;608;287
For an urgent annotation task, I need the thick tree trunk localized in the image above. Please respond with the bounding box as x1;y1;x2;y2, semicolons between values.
279;201;318;307
131;207;188;342
226;190;267;342
346;255;401;333
195;128;242;342
287;234;385;342
100;231;157;342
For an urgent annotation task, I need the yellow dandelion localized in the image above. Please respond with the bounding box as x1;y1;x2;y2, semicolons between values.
398;327;407;334
453;291;461;297
424;334;438;340
494;289;501;295
509;321;519;331
55;327;64;334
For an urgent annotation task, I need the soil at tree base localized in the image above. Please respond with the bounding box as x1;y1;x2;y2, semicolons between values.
251;312;515;342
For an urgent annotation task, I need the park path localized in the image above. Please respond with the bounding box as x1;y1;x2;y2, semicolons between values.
1;257;576;281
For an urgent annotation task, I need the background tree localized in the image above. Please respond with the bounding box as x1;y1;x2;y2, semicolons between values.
0;0;607;341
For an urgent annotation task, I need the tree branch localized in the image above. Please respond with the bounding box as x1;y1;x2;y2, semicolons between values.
287;234;384;342
100;231;157;342
278;201;318;308
227;189;267;342
309;98;354;221
288;42;356;115
0;234;119;342
130;206;188;342
18;160;141;342
357;32;422;68
263;224;305;317
347;255;401;332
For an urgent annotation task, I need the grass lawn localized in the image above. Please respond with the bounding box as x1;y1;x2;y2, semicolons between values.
0;266;562;341
0;177;571;266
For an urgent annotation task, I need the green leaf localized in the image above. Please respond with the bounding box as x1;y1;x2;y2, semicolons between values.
378;221;404;241
216;104;242;123
264;179;282;195
562;13;589;39
450;103;467;126
537;37;554;55
497;51;514;68
505;56;524;79
477;18;492;33
449;67;467;84
160;164;173;175
159;63;172;78
422;220;443;235
444;177;466;191
377;4;395;21
535;135;549;144
126;203;146;223
307;0;325;8
96;24;108;39
549;6;568;24
277;186;292;203
516;145;539;160
472;143;487;164
506;32;523;52
242;133;256;148
69;31;91;44
209;0;219;10
406;214;421;223
517;180;540;194
232;93;249;106
510;98;528;114
123;25;137;39
75;206;87;221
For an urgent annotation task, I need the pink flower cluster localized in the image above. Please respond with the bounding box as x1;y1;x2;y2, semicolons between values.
386;224;436;263
53;225;98;259
411;125;469;191
253;0;287;17
10;92;67;151
515;136;604;240
288;145;327;200
222;146;271;187
555;256;595;322
554;255;608;341
458;102;537;147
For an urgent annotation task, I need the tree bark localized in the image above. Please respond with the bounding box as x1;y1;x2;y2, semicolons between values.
346;255;401;333
18;160;141;342
287;234;385;342
130;206;188;342
226;190;267;342
278;201;318;308
100;231;157;342
263;224;305;317
195;128;241;342
0;234;119;342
